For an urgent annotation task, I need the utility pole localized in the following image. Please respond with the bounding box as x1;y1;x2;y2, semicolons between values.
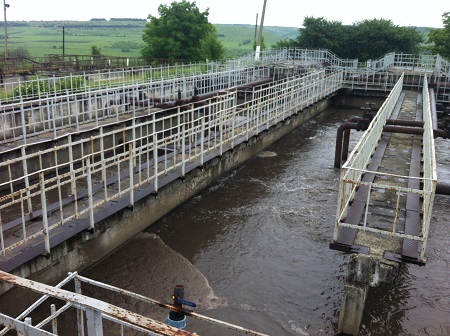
3;0;9;58
63;25;65;56
255;0;267;61
254;13;258;42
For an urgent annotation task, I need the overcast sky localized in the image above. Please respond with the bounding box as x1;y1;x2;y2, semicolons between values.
4;0;448;28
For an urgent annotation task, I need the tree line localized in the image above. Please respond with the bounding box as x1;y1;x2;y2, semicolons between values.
273;17;424;61
140;1;450;63
273;14;450;61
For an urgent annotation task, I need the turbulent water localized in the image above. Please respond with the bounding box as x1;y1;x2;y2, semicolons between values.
85;106;450;336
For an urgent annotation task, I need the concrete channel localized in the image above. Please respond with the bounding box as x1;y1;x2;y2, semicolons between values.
0;66;342;298
0;50;449;335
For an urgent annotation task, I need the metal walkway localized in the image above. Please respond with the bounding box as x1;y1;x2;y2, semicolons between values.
330;74;437;264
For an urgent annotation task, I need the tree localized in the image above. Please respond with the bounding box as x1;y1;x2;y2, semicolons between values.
91;45;102;56
427;12;450;59
292;17;423;61
141;0;214;62
352;19;423;61
271;38;296;49
201;27;225;60
296;17;351;57
8;47;31;58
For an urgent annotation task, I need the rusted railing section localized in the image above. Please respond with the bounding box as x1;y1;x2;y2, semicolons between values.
0;270;269;336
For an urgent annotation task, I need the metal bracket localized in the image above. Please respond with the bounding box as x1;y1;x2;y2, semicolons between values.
329;242;370;255
384;251;426;266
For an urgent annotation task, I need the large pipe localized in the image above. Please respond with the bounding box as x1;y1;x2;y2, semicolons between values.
429;87;438;131
436;183;450;195
383;125;423;135
335;122;429;168
232;77;275;91
334;122;359;168
434;129;449;138
191;91;227;102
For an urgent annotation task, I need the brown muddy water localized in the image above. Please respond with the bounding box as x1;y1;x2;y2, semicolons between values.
82;106;450;336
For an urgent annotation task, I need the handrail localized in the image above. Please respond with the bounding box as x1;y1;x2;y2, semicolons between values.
333;73;437;262
0;70;344;258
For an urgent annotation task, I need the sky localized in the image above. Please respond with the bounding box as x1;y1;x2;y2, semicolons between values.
3;0;448;28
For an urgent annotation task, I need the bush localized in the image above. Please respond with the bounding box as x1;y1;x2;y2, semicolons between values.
12;75;85;98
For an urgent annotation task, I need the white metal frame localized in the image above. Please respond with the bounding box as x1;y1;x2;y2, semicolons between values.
0;70;344;256
333;74;437;261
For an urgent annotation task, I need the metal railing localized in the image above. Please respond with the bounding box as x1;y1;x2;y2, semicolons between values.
0;66;271;145
421;76;437;256
0;70;344;257
0;63;268;105
333;74;437;261
2;50;449;106
0;270;271;336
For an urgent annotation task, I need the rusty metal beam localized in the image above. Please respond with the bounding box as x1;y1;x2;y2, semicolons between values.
0;271;197;336
75;274;270;336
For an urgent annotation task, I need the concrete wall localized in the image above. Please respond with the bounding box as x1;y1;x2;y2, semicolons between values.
0;96;332;307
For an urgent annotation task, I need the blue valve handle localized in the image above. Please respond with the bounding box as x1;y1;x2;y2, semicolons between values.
173;297;197;308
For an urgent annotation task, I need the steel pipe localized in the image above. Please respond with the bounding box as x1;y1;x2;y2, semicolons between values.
436;183;450;195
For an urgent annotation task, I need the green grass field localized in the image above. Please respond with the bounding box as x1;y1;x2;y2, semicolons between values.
2;20;298;59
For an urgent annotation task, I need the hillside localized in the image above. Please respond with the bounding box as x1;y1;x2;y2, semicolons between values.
2;20;299;59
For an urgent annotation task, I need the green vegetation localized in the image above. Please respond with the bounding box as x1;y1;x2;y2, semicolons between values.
274;17;424;61
2;20;147;58
0;20;297;60
12;75;85;99
3;15;439;63
426;12;450;59
141;0;223;62
215;24;297;58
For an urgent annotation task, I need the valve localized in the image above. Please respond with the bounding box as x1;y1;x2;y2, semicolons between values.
166;285;197;330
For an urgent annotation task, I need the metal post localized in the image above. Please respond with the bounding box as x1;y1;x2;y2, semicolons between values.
129;143;134;206
3;0;8;58
62;25;65;56
39;172;50;254
50;304;58;334
201;116;205;166
181;122;186;177
86;309;103;336
86;158;95;230
153;113;158;193
20;100;27;145
255;0;267;61
21;146;32;214
74;275;85;336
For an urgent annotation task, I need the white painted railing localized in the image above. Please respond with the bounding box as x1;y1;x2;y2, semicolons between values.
0;70;343;257
334;73;437;261
337;74;404;216
2;50;448;108
421;76;437;257
0;67;270;145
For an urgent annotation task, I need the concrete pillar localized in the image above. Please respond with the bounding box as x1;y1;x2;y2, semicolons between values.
337;252;400;335
338;282;369;335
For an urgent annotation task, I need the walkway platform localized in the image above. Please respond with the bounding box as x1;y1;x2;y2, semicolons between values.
331;90;430;264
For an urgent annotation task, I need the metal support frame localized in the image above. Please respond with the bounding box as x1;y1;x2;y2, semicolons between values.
332;74;437;262
0;270;270;336
0;70;343;262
